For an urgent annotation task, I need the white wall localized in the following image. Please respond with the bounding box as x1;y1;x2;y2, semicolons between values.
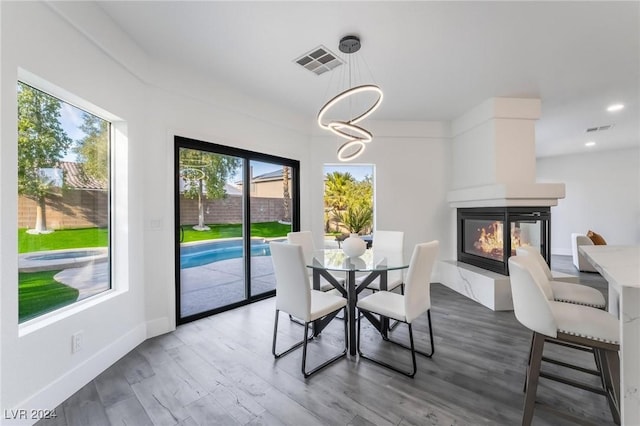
537;147;640;255
1;1;311;420
1;2;456;420
310;121;453;258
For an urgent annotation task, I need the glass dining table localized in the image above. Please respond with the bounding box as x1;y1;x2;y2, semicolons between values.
307;248;409;356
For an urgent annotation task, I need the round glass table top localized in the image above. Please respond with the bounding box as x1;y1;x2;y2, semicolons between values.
308;249;408;272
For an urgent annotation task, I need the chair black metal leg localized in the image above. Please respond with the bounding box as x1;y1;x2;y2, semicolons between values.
301;308;348;378
387;284;405;331
289;314;305;326
273;310;311;359
357;308;434;377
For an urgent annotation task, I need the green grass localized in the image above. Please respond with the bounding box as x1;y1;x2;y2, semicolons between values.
16;223;286;322
18;227;108;253
19;270;79;323
18;228;104;322
182;222;291;243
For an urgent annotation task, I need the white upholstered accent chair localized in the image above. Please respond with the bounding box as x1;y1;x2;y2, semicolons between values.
516;246;605;309
571;233;598;272
270;242;347;378
356;230;405;293
508;255;620;425
287;231;345;291
357;241;438;377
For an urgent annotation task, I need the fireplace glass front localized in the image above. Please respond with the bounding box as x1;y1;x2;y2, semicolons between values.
458;207;550;275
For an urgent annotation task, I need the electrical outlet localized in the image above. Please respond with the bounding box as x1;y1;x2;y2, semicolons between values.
71;331;83;353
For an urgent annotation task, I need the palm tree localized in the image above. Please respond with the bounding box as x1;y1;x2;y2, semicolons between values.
282;166;290;223
324;171;355;211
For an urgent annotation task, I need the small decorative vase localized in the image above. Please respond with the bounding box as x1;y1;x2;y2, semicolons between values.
342;233;366;258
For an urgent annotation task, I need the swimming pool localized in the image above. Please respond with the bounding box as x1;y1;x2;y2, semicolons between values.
19;248;109;273
27;249;105;261
180;239;280;269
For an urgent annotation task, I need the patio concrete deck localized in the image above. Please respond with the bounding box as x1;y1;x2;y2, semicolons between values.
34;237;341;315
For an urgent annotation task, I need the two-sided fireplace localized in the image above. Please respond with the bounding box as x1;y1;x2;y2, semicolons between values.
457;207;551;275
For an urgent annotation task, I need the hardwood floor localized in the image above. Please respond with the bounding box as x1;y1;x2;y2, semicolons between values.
37;256;616;426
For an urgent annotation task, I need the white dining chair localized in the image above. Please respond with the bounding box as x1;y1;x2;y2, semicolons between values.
357;230;405;293
356;240;439;377
508;255;620;425
287;231;345;291
515;246;606;309
515;246;609;394
270;241;348;378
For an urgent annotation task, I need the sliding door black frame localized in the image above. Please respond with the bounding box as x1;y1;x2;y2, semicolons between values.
174;135;300;325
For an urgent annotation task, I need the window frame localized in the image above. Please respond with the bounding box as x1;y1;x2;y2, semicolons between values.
16;71;120;329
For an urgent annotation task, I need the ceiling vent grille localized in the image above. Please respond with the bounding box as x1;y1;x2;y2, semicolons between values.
586;124;614;133
294;46;343;76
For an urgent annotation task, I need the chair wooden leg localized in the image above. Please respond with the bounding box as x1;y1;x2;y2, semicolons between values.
523;332;545;426
599;349;621;425
523;333;535;392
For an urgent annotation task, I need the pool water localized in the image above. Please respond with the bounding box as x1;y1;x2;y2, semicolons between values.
180;239;274;269
28;249;105;261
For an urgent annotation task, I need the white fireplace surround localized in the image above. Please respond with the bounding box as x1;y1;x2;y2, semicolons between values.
437;97;567;311
447;97;565;208
447;182;565;208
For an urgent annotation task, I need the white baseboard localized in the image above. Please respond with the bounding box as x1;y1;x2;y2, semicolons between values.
5;324;146;426
146;316;174;339
552;248;572;256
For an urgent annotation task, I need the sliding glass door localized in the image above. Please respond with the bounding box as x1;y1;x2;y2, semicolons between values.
175;137;298;324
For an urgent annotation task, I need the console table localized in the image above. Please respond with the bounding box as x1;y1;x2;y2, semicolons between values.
580;245;640;426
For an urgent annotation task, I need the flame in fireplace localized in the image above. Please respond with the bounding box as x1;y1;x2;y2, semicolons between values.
474;221;503;256
473;221;529;258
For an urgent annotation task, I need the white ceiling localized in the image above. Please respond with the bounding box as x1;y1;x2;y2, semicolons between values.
96;1;639;157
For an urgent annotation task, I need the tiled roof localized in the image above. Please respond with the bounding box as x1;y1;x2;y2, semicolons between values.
60;161;107;190
253;169;284;181
235;168;289;185
224;183;242;196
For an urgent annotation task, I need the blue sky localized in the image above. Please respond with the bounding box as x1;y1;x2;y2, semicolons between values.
59;102;85;162
55;96;375;184
324;164;373;181
229;162;374;184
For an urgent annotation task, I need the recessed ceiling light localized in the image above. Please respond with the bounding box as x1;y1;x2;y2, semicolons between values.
585;141;596;147
607;103;624;112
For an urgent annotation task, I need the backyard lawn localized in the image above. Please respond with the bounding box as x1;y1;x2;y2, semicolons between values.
18;227;108;253
17;223;288;322
18;270;79;322
181;221;291;242
18;228;107;322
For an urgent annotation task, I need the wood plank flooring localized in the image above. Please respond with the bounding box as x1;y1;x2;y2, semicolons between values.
36;256;616;426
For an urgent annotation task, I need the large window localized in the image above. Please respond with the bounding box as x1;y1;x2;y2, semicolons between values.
17;82;111;323
323;164;374;243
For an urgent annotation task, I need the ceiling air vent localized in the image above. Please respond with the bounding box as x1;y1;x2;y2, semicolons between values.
294;46;343;76
586;124;614;133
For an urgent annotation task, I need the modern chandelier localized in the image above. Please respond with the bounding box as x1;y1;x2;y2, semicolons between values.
317;35;383;162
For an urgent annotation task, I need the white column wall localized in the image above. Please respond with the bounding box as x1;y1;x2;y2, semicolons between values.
537;147;640;254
